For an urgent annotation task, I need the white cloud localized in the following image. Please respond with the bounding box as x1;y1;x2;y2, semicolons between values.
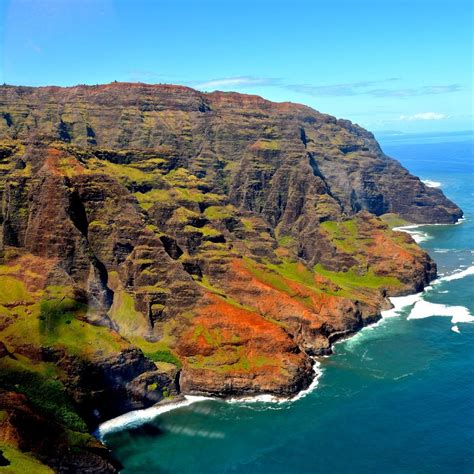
195;76;276;89
399;112;448;121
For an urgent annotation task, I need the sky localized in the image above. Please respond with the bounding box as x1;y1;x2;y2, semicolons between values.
0;0;472;133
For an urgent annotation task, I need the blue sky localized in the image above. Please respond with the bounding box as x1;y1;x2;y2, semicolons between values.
0;0;472;133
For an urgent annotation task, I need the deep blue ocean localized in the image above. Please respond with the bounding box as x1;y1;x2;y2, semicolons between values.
103;131;474;474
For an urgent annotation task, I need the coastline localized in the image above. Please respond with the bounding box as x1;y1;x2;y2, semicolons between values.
96;294;421;440
97;218;471;440
393;216;466;243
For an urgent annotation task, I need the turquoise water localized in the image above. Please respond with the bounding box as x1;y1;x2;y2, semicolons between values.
104;134;474;473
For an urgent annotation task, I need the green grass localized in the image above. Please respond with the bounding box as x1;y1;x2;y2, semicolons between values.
188;347;279;374
184;225;222;237
277;235;295;247
379;213;411;229
39;297;85;337
240;218;255;231
134;189;173;210
90;158;163;188
251;139;281;151
170;207;200;224
320;219;360;254
0;444;53;473
144;350;182;368
204;205;233;220
108;284;147;334
244;257;319;298
0;276;32;306
314;264;402;290
193;324;223;347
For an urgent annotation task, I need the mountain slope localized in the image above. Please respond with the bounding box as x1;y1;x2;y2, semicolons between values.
0;83;462;472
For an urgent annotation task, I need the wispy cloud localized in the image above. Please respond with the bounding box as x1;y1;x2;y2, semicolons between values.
368;84;462;98
286;80;463;98
286;78;399;97
195;76;279;89
193;76;463;99
27;39;42;54
398;112;448;121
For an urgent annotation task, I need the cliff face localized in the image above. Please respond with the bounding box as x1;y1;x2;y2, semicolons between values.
0;83;461;471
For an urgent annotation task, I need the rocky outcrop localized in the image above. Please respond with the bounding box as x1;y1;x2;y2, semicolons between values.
0;83;462;471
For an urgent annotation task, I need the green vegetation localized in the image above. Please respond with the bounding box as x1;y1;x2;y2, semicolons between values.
0;276;32;306
135;189;173;210
0;359;86;432
193;324;223;347
320;219;360;254
244;257;318;298
240;218;255;231
107;279;148;334
251;139;281;151
277;235;295;247
0;444;53;473
39;297;85;338
184;225;221;237
89;158;163;188
144;350;182;368
170;206;200;224
313;264;402;290
188;346;279;374
379;213;410;229
204;205;233;220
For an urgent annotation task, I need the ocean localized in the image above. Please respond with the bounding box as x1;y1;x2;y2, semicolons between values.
102;132;474;474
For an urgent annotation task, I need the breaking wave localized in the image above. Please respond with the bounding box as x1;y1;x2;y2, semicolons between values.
421;179;442;188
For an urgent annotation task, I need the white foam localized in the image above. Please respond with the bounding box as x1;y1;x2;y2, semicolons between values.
96;259;474;438
382;293;423;318
436;265;474;283
421;179;442;188
96;398;199;439
160;423;225;439
97;362;323;438
226;360;322;405
451;325;461;334
393;225;431;243
408;300;474;324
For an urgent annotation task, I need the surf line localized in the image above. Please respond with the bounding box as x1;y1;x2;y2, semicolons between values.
393;216;465;244
98;219;472;439
96;359;323;439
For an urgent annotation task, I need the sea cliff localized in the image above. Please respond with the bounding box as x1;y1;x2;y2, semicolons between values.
0;83;462;472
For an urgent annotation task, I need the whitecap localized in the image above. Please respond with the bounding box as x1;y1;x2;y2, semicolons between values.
408;300;474;324
421;179;442;188
226;360;322;405
436;265;474;283
382;293;423;318
97;361;323;437
96;398;201;439
393;225;431;243
393;372;414;381
451;325;461;334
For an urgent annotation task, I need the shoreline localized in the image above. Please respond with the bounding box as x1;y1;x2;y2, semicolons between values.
97;218;470;440
96;294;421;440
393;216;465;243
